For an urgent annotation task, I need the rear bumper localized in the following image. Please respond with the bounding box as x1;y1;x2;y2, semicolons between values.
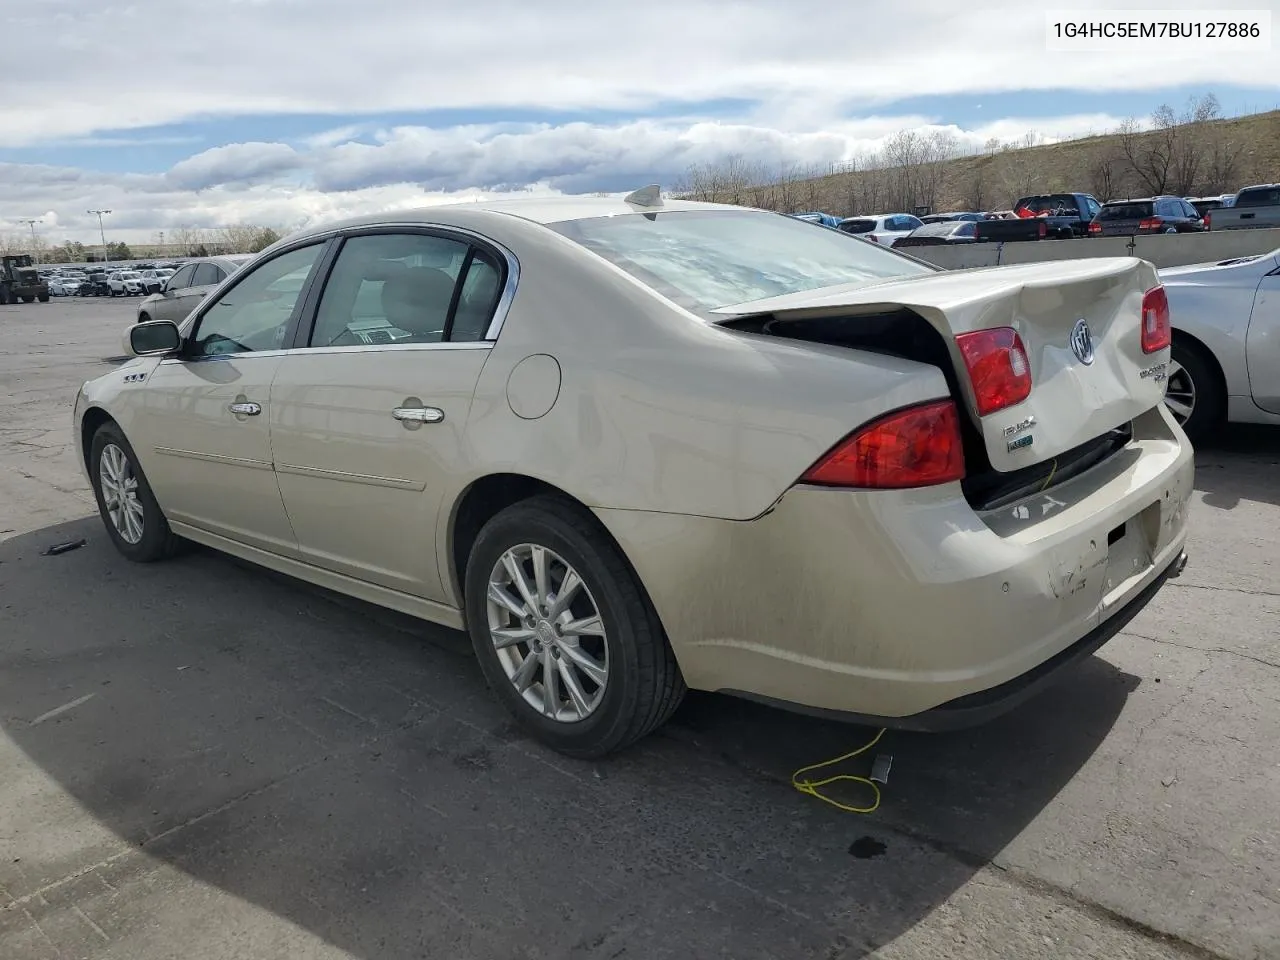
595;404;1193;724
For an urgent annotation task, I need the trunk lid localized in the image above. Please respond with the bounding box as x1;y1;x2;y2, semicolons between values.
713;257;1167;473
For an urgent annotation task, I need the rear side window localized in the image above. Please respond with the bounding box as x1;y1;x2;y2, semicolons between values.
306;232;503;347
839;219;876;234
1100;202;1154;220
1236;187;1280;207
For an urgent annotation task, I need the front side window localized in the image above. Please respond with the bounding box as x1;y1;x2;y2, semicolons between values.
188;243;324;357
549;210;933;316
308;233;494;347
191;263;221;286
166;264;197;291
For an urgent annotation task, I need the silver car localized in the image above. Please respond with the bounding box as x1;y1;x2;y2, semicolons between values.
135;255;253;325
73;193;1193;758
1160;249;1280;440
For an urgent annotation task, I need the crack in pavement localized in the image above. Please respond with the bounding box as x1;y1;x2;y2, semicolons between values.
1167;581;1280;600
1123;631;1280;672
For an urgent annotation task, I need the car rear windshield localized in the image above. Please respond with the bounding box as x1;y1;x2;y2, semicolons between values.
1099;202;1154;220
547;210;934;315
1015;195;1079;214
837;219;877;233
1235;186;1280;207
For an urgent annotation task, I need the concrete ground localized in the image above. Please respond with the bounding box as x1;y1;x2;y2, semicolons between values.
1;297;1277;960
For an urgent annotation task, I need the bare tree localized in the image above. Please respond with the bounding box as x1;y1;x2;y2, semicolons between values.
1089;150;1122;201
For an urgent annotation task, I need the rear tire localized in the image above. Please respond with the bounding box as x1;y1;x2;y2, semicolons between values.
1167;338;1224;444
38;294;49;302
89;421;183;563
464;495;686;759
138;311;151;324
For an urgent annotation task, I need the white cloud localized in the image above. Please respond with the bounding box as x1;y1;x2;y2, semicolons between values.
0;0;1265;243
1;111;1136;244
0;0;1271;146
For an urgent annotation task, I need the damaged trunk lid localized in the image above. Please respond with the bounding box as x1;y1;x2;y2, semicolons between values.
713;257;1169;474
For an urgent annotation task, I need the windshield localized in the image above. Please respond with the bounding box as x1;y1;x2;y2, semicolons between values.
549;210;932;315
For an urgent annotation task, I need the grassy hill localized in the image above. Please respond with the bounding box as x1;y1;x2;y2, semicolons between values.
683;109;1280;217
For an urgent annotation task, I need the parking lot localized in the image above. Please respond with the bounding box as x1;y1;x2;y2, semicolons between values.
1;296;1278;959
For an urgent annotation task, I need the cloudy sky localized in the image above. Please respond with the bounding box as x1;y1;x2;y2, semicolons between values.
2;0;1276;245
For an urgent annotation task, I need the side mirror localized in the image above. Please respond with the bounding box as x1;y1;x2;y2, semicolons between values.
127;320;182;357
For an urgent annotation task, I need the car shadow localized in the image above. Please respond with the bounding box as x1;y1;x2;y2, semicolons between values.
0;518;1136;959
1194;424;1280;511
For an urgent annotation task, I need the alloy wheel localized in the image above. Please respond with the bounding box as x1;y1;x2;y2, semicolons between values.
1164;359;1195;425
99;443;145;544
485;544;609;722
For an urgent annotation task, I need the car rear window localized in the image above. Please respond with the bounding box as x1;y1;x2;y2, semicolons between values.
1100;202;1154;220
837;219;877;234
1235;187;1280;207
548;210;934;316
1015;195;1080;214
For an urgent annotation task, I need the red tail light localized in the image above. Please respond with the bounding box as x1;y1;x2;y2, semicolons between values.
1088;221;1101;235
954;327;1032;416
1038;221;1047;238
1138;217;1163;231
799;400;965;489
1141;286;1171;353
1204;211;1212;230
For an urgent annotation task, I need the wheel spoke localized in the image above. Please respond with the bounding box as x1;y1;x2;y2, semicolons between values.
510;652;540;693
531;545;551;611
487;582;529;620
548;569;583;618
1164;396;1193;421
542;649;560;716
491;626;535;650
562;614;604;638
560;643;607;686
557;658;590;718
501;551;538;613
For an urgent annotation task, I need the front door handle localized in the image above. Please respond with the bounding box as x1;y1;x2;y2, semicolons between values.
228;401;262;416
392;406;444;424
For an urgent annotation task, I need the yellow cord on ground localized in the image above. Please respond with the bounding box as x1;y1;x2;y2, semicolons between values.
790;727;887;814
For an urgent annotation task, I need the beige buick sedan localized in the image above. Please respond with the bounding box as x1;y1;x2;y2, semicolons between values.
73;191;1193;757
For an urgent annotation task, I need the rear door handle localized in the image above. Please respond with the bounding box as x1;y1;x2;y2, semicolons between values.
392;406;444;424
228;401;262;416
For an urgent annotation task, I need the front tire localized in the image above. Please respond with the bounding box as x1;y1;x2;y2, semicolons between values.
464;496;685;759
1166;338;1224;444
89;421;182;562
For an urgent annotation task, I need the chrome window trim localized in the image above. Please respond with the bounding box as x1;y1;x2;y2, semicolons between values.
157;340;494;365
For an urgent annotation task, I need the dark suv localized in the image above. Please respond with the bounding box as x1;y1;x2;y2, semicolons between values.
1088;196;1206;236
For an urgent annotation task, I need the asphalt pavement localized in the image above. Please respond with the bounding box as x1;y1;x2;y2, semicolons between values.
2;297;1278;960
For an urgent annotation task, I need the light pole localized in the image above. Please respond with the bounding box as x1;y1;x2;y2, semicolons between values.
19;218;42;262
87;209;112;262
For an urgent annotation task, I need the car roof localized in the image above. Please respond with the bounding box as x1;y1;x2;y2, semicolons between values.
278;195;754;246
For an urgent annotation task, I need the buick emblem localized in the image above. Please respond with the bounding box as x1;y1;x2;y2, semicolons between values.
1070;318;1095;365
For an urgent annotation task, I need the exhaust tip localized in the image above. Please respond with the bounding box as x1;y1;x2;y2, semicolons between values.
1172;551;1189;577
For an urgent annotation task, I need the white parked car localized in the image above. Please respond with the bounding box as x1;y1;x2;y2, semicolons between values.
836;214;925;246
50;277;83;296
1158;249;1280;440
139;269;174;295
109;271;146;296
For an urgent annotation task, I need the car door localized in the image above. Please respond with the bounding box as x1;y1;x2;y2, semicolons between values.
151;263;199;322
1246;262;1280;415
269;228;508;603
131;241;331;554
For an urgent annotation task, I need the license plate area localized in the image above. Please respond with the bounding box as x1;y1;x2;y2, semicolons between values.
1102;500;1160;601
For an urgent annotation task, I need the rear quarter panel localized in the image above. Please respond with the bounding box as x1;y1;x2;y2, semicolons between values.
446;213;952;523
